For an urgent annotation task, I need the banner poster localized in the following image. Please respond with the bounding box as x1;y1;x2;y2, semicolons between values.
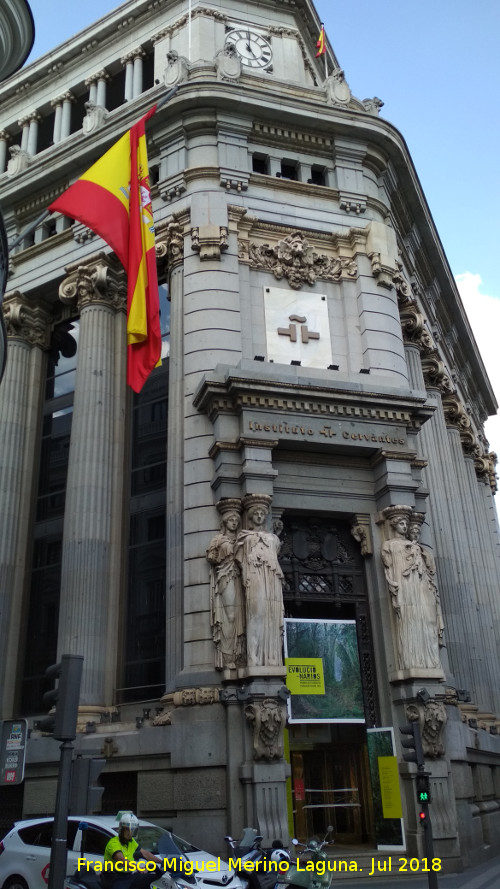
367;727;405;850
1;719;28;786
284;619;365;723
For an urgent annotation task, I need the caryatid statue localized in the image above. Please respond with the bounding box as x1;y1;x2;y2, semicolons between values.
207;499;245;670
380;506;444;676
235;494;285;668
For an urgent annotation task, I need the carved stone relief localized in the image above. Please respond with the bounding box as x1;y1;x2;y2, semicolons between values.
59;254;126;314
191;225;229;261
325;69;352;106
163;50;190;87
245;698;286;760
83;101;109;135
2;290;51;348
247;230;357;290
406;699;447;758
215;43;242;83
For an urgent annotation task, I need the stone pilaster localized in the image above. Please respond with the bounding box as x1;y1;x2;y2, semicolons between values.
0;292;51;717
57;254;126;709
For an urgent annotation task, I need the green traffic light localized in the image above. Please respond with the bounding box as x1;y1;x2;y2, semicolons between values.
419;791;430;802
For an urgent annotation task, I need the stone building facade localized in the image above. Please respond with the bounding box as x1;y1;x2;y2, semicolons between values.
1;0;500;870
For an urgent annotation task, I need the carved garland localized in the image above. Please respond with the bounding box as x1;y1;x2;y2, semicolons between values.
244;230;357;290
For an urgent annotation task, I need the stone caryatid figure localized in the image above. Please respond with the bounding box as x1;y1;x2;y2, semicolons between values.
380;506;443;674
207;500;245;671
235;494;285;668
407;518;445;648
245;698;286;760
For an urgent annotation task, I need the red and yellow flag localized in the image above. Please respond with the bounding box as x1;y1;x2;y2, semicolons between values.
316;24;326;57
49;108;161;393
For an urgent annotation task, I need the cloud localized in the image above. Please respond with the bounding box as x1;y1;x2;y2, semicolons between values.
455;272;500;459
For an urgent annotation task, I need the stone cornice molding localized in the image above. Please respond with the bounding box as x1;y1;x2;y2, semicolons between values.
2;290;51;349
251;121;333;154
153;6;228;44
59;253;126;313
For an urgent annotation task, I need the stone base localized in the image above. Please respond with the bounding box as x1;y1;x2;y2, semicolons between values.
76;704;119;732
238;665;287;679
390;667;445;683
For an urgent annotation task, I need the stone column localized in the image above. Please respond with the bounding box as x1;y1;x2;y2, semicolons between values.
472;455;500;708
18;116;30;151
132;48;145;98
0;130;10;173
57;254;127;711
60;92;75;140
0;292;51;718
122;52;135;102
85;70;109;108
27;112;41;156
157;222;185;688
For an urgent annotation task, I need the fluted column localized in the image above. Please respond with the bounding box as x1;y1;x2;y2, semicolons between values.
157;223;185;687
0;292;51;718
57;255;127;708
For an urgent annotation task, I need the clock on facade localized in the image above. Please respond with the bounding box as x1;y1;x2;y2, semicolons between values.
225;28;273;69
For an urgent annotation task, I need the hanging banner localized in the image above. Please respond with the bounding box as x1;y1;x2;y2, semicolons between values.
367;727;405;850
284;619;365;723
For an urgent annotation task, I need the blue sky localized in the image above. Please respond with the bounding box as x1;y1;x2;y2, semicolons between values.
25;0;500;453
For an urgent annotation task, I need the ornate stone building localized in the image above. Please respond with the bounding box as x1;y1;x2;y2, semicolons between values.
1;0;499;869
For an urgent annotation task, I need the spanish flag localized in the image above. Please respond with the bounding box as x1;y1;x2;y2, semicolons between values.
316;24;326;57
49;107;161;393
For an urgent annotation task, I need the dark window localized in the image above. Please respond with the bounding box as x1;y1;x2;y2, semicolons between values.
252;154;269;174
21;320;78;714
309;165;327;186
280;160;299;181
80;826;111;856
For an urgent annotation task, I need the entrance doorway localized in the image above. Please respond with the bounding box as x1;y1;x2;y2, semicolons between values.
288;723;373;846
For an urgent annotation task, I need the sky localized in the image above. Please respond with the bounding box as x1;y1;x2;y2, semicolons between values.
24;0;500;457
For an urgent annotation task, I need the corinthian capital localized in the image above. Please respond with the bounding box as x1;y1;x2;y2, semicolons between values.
156;218;185;268
2;291;51;348
421;355;454;395
59;253;126;313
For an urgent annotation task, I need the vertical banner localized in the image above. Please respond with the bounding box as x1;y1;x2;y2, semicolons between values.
1;719;28;785
367;728;405;850
284;619;365;723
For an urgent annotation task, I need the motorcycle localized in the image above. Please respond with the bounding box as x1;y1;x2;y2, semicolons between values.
224;830;290;889
276;827;334;889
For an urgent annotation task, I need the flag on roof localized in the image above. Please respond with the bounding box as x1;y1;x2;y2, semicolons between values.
316;24;326;57
49;107;161;393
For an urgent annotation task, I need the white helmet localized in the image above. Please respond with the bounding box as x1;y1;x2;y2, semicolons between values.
118;812;139;836
270;848;290;864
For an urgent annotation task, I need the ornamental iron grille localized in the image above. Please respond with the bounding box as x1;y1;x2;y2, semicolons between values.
279;516;379;725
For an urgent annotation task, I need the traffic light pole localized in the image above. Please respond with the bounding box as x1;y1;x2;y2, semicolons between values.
419;794;438;889
48;739;74;889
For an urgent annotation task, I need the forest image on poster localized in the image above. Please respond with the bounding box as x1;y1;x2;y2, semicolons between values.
284;619;365;722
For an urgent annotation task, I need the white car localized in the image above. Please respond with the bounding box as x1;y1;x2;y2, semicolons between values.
0;816;246;889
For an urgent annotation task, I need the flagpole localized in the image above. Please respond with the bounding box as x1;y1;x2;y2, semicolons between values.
188;0;192;59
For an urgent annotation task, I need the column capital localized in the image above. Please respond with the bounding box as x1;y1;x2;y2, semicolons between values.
52;91;75;105
121;46;145;65
2;290;51;348
421;354;454;396
59;253;126;313
85;69;111;87
156;218;185;269
17;115;30;128
0;129;11;142
399;300;435;353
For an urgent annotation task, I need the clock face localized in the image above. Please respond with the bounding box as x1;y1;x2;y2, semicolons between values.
225;28;273;69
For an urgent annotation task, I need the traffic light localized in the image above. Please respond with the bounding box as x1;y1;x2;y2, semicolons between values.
69;757;105;814
416;773;432;804
38;654;83;740
399;721;424;768
418;810;428;827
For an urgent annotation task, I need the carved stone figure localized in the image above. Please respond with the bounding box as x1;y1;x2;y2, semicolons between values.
245;698;286;760
215;42;242;83
83;101;108;135
406;699;447;758
407;520;444;647
207;500;245;670
235;495;285;667
381;508;443;673
325;68;352;106
163;49;190;86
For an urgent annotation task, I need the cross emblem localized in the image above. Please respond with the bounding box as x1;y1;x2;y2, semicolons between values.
277;314;320;344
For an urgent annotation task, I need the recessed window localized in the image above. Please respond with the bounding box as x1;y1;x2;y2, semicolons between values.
309;165;327;186
280;159;299;181
252;153;269;174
